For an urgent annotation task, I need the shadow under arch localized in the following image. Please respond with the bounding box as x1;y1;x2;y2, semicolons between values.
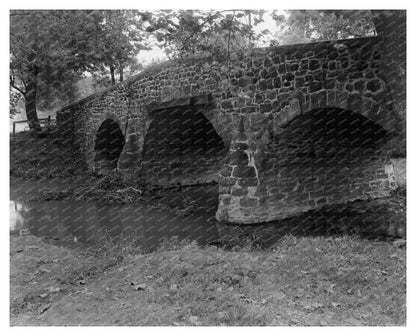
292;91;399;134
259;106;396;222
93;118;126;173
141;104;227;185
269;107;391;165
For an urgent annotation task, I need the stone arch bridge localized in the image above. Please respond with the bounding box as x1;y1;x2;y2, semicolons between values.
58;35;405;224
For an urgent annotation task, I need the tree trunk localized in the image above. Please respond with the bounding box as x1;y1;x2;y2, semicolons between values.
24;65;41;136
110;65;116;85
119;66;124;82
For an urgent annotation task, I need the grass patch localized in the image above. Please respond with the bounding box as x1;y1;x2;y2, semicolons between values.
10;136;87;179
11;234;406;326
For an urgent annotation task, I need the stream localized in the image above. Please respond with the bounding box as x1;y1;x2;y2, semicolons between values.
9;199;219;252
10;179;405;252
10;182;221;252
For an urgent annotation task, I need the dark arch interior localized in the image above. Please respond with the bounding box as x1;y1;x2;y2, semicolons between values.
269;108;389;167
263;107;392;208
94;119;125;171
142;105;227;184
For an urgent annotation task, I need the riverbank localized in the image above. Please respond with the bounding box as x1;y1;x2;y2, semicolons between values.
10;233;406;326
10;135;407;325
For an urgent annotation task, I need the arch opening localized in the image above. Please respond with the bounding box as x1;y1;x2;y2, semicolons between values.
262;107;395;218
94;119;125;173
142;105;227;185
271;108;390;166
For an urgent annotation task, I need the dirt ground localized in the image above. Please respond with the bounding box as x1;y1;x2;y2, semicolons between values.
10;233;406;326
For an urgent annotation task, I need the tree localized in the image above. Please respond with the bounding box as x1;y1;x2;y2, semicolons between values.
10;10;150;135
9;89;23;118
79;58;144;96
270;10;376;46
10;10;102;134
148;10;266;60
91;10;150;85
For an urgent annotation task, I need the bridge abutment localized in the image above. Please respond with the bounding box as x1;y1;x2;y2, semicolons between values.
117;121;143;175
216;106;397;224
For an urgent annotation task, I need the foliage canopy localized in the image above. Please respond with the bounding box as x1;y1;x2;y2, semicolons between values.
9;9;379;132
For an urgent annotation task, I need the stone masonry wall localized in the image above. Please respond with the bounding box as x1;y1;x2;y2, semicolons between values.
216;108;395;223
372;10;406;156
57;35;402;224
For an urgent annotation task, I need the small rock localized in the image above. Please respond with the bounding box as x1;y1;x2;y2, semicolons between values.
39;293;48;299
47;286;61;293
189;315;200;325
15;246;24;253
345;317;362;326
241;297;256;304
131;283;146;291
393;239;406;248
38;303;51;314
19;229;30;236
289;317;300;325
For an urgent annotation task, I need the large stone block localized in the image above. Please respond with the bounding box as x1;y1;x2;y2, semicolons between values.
233;166;256;178
219;165;233;177
231;187;248;196
239;197;259;208
227;150;249;166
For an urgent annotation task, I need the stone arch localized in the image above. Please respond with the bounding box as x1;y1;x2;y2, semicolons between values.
273;91;398;137
93;118;126;173
200;104;232;149
96;112;127;136
271;107;391;161
141;103;228;185
258;103;396;222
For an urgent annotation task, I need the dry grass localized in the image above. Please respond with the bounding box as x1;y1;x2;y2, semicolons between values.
10;234;406;326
